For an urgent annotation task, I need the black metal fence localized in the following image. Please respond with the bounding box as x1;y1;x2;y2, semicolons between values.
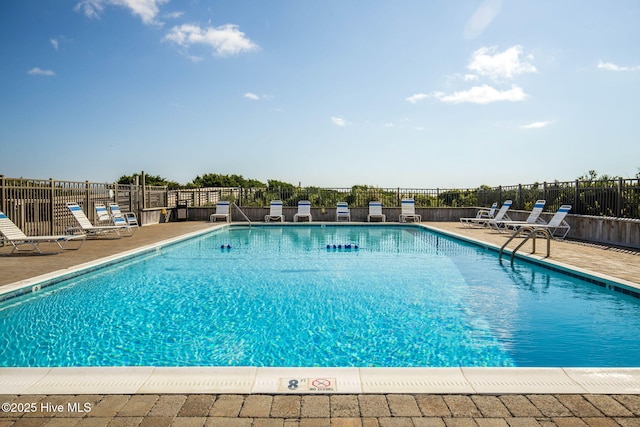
477;179;640;218
2;175;639;237
169;187;479;210
170;179;640;219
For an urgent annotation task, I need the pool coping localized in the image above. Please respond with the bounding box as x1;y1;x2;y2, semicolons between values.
2;222;640;395
2;366;640;394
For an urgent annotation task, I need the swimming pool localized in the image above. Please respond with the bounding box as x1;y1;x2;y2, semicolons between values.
1;224;639;368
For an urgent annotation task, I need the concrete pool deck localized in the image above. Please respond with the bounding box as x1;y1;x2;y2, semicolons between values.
1;221;640;424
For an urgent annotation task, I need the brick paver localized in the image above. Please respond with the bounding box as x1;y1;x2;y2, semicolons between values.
359;395;391;418
241;395;274;418
330;395;360;418
3;394;638;425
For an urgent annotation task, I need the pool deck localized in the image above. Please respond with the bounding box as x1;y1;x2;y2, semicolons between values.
1;221;640;425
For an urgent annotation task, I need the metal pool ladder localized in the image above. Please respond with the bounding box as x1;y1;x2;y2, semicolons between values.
232;202;252;228
499;226;551;264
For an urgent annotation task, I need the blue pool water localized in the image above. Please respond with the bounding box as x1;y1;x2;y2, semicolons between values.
1;225;639;367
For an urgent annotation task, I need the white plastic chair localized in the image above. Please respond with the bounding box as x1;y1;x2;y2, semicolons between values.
336;202;351;222
460;200;512;227
265;200;285;222
0;210;85;254
293;200;313;222
367;201;385;222
66;203;125;238
210;201;231;223
399;198;422;223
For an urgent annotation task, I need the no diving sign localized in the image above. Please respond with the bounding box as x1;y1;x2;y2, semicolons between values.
279;377;336;392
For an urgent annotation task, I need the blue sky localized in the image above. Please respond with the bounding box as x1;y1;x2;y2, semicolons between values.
1;0;639;188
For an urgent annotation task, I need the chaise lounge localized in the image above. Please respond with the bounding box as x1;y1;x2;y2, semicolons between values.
399;198;422;223
265;200;285;222
0;210;85;254
67;203;126;238
293;200;313;222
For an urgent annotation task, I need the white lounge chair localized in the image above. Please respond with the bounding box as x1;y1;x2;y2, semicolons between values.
96;203;136;234
504;205;572;238
336;202;351;222
367;201;385;222
293;200;312;222
1;210;85;254
466;202;498;222
95;203;112;224
460;200;511;227
490;199;546;232
399;198;422;223
66;203;124;238
265;200;285;222
109;203;139;230
210;201;231;223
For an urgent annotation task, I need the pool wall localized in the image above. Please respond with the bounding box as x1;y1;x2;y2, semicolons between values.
184;206;640;249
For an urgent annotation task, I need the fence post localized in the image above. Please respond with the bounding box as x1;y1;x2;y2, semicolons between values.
85;181;90;214
617;177;623;217
0;175;5;214
543;182;547;205
141;171;146;211
574;180;580;214
517;184;523;209
498;186;502;205
49;178;55;235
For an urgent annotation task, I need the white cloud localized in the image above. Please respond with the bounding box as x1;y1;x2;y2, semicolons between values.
164;11;183;19
164;23;259;57
468;45;536;80
244;93;260;100
50;38;59;50
597;61;640;72
75;0;168;25
436;84;527;104
464;0;503;40
27;67;55;76
520;120;553;129
405;93;430;104
331;117;348;126
408;85;526;105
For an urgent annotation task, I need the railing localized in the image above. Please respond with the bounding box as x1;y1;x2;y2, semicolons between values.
170;179;640;219
477;178;640;218
2;174;639;237
0;176;166;236
499;226;552;264
169;187;480;209
231;202;251;227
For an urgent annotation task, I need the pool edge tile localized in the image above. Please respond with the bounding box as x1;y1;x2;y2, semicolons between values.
138;367;257;393
253;367;361;394
359;367;474;393
0;368;51;394
462;367;587;394
24;367;154;394
563;368;640;393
